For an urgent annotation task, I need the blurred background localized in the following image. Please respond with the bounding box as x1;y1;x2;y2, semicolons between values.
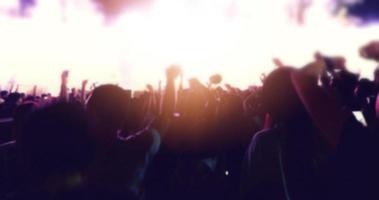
0;0;379;94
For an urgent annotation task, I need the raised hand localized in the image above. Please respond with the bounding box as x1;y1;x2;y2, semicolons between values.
81;80;88;105
61;70;70;85
146;84;154;93
90;82;98;91
314;52;323;61
166;65;182;80
209;74;222;85
272;58;285;68
32;85;37;96
82;79;88;87
59;70;70;101
158;66;182;136
360;41;379;62
8;79;15;93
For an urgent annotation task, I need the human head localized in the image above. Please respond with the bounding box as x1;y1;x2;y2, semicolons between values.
0;90;8;98
6;92;22;105
261;67;306;123
87;84;131;133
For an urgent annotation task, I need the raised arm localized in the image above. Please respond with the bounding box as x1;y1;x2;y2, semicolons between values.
81;80;88;105
8;80;15;93
32;85;37;97
161;65;181;117
15;84;19;93
146;84;159;115
152;66;181;135
59;70;69;102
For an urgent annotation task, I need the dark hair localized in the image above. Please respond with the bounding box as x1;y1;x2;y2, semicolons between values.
87;85;131;129
261;67;304;122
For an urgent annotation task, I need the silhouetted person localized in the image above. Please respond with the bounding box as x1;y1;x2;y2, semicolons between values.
0;93;22;118
87;84;160;199
13;102;94;200
241;66;339;200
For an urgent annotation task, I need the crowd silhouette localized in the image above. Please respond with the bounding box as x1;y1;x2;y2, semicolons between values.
1;41;379;200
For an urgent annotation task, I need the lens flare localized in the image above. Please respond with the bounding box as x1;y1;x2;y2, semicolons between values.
0;0;378;94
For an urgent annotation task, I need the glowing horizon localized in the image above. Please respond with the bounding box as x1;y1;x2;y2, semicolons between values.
0;0;379;95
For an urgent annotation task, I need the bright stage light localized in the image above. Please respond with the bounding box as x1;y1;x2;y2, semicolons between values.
0;0;379;94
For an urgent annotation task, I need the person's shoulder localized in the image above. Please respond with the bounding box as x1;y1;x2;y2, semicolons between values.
252;128;278;144
120;128;161;154
247;128;279;155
